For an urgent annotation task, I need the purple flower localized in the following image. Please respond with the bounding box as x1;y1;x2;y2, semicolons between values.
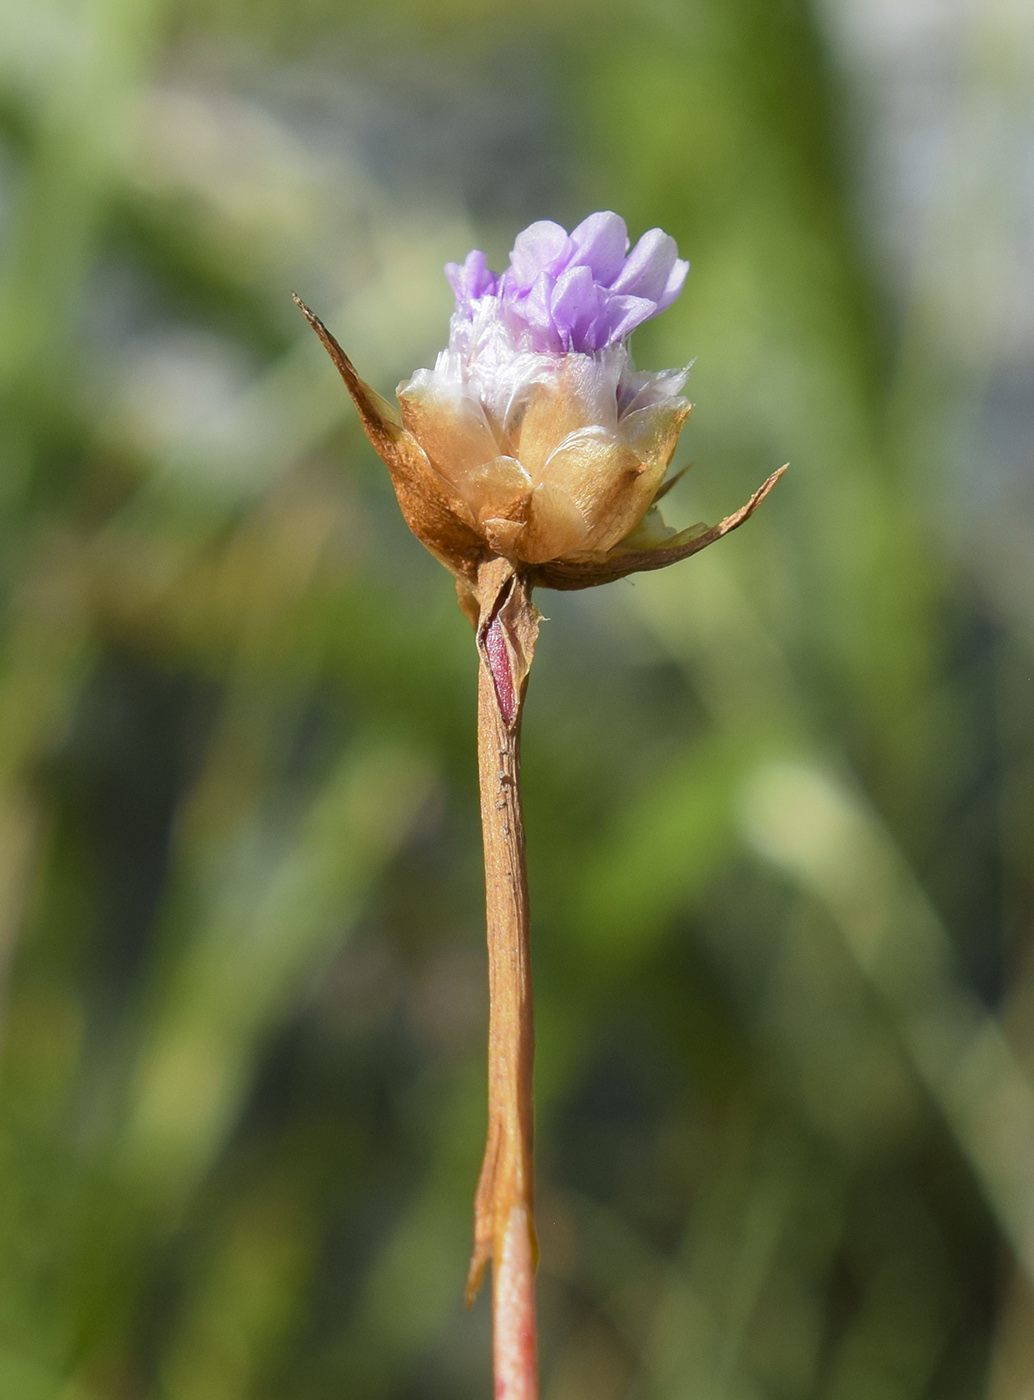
445;211;688;356
385;215;694;569
296;211;782;601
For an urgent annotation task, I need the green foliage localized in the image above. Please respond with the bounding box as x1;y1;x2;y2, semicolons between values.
0;0;1028;1395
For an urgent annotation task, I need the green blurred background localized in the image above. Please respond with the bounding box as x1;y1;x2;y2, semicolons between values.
1;0;1033;1395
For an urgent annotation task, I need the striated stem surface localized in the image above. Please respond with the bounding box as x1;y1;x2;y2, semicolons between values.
467;559;540;1400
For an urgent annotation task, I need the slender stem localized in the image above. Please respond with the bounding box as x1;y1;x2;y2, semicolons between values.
467;560;539;1400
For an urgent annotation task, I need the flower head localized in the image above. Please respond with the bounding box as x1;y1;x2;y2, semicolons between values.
295;212;783;615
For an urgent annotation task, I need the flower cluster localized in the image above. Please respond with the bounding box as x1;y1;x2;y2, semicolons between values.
444;212;687;358
295;212;782;611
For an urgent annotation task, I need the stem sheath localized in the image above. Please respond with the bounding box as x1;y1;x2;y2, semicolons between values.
468;560;540;1400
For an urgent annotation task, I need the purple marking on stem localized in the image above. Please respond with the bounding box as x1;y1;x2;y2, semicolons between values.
484;613;517;725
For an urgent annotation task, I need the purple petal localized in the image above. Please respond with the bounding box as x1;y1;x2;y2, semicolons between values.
610;229;680;302
549;264;603;350
516;270;561;350
569;211;629;286
597;293;659;345
445;249;498;312
508;221;572;288
655;257;689;313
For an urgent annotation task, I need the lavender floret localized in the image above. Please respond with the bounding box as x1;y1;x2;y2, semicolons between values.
445;212;689;358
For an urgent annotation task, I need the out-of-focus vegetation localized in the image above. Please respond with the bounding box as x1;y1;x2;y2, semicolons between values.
1;0;1032;1395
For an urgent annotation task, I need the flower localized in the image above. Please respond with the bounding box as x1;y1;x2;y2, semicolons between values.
293;218;786;1363
294;212;783;615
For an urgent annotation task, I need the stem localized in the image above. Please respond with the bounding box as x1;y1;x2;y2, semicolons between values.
467;559;540;1400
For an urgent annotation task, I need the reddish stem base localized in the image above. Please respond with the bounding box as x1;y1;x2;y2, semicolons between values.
493;1206;539;1400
